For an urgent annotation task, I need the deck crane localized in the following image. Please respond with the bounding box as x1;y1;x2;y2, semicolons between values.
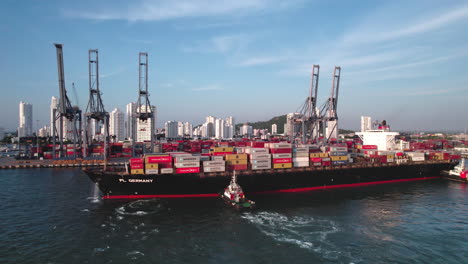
83;49;109;158
132;52;155;155
53;44;82;158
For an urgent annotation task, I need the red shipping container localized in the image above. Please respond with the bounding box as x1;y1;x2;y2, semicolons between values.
176;167;200;174
158;162;173;168
362;145;378;150
211;152;233;156
146;156;172;163
270;148;292;154
130;164;144;170
250;142;265;148
227;164;248;171
130;158;144;164
322;161;331;166
310;157;322;163
273;158;292;164
380;156;387;163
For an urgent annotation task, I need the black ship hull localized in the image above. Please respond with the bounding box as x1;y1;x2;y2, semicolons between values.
85;162;454;199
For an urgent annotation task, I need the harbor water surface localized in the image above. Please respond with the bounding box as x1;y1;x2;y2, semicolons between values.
1;168;467;263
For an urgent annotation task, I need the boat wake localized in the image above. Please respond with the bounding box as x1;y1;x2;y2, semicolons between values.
115;199;166;216
242;211;355;260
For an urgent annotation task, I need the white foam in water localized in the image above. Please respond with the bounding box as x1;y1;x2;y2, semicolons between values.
127;250;145;260
88;183;101;203
242;211;342;258
115;199;164;216
94;246;110;253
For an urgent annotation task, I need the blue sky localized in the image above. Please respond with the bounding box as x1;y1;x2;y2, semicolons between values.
1;0;468;132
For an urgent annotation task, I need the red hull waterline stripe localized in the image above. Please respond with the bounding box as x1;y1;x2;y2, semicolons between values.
102;176;441;199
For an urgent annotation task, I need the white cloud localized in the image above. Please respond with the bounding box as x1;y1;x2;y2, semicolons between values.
63;0;304;22
343;4;468;45
192;85;224;91
182;34;251;53
236;56;287;66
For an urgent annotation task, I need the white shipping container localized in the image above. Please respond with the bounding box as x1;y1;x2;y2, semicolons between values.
174;162;200;168
293;147;309;153
250;159;271;164
293;162;309;167
330;147;347;152
203;160;225;166
145;169;159;174
313;162;322;166
252;164;272;170
322;157;331;161
270;143;292;149
203;166;226;172
387;158;394;163
245;148;269;154
293;157;309;162
160;168;174;174
293;152;309;158
407;152;425;158
272;153;292;159
199;156;210;161
175;156;200;162
249;153;271;159
211;156;224;161
411;157;425;161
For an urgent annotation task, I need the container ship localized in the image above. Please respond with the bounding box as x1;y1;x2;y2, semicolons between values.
85;142;457;199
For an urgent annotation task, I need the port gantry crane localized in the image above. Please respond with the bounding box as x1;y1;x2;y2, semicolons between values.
320;66;341;142
294;65;321;144
132;52;155;156
292;65;341;145
83;49;109;158
53;44;82;158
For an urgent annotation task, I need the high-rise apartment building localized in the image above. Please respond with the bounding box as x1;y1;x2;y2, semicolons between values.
126;102;137;140
272;124;277;134
136;105;156;142
165;121;178;138
18;101;32;138
361;116;372;132
110;108;125;141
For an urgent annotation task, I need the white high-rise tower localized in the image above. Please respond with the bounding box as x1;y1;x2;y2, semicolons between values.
361;116;372;132
110;108;125;141
18;101;32;138
126;102;137;140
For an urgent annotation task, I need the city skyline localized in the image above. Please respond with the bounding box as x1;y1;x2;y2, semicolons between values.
1;0;468;132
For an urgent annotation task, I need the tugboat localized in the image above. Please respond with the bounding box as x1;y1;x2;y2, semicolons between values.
221;171;255;210
447;157;468;182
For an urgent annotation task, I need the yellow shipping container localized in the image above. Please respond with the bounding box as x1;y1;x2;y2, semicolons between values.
387;155;395;159
145;163;159;169
131;169;144;175
211;147;234;153
225;154;247;160
310;153;329;158
330;156;348;161
226;160;248;165
273;163;292;169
